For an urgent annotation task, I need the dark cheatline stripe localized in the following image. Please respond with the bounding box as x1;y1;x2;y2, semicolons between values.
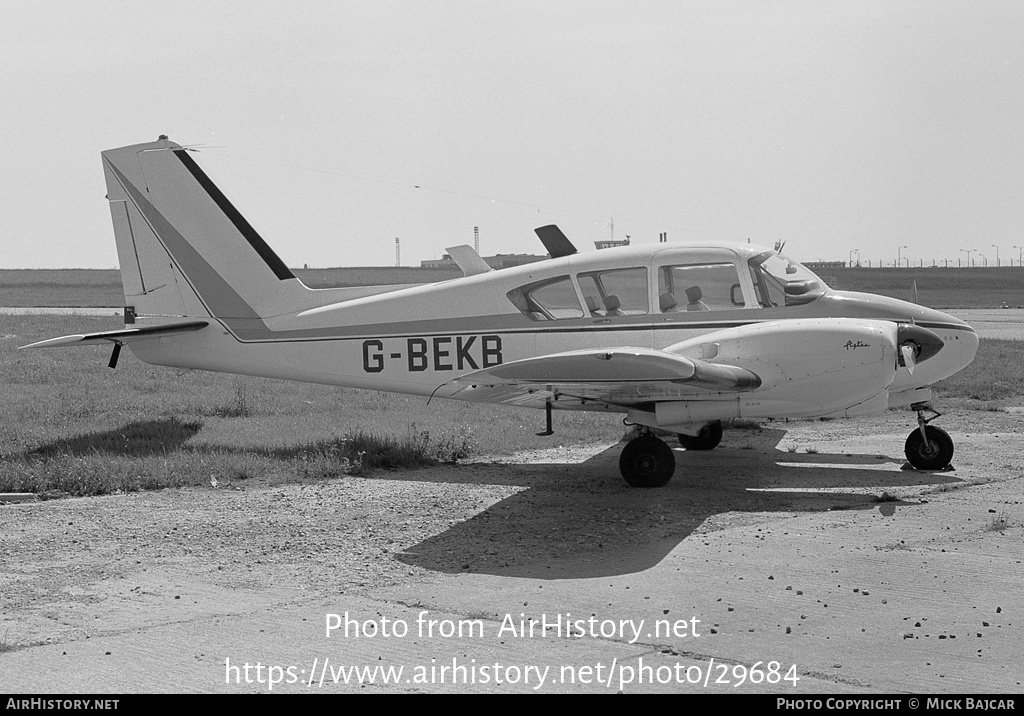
173;149;295;281
916;321;976;334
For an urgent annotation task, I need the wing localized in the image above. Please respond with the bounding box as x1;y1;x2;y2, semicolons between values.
438;346;760;409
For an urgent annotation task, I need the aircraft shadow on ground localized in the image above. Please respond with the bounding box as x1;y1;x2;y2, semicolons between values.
14;420;964;581
386;428;964;580
16;417;202;459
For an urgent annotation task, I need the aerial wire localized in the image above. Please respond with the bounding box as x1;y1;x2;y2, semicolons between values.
194;148;748;242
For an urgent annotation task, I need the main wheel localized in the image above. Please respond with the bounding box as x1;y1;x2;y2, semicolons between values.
619;435;676;487
904;425;954;470
677;420;723;451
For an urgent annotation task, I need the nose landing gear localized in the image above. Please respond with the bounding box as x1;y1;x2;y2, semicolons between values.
905;403;954;470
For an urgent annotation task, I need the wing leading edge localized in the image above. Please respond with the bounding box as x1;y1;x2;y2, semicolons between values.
440;347;760;408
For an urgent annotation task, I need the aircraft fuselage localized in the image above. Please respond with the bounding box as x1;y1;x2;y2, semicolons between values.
129;242;977;429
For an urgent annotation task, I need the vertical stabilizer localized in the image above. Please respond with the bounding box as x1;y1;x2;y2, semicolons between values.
534;224;578;259
445;245;493;277
102;137;313;329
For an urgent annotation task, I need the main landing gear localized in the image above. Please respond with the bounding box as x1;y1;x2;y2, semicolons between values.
618;420;724;487
904;403;954;470
619;431;676;487
676;420;723;451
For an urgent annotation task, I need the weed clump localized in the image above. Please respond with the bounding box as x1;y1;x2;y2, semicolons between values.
0;627;18;653
408;425;476;464
207;381;257;418
0;424;478;499
985;512;1011;532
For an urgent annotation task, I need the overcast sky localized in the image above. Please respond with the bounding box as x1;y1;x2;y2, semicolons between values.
2;1;1022;269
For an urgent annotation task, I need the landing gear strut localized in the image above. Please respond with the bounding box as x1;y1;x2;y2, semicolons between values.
904;403;954;470
619;432;676;487
676;420;723;450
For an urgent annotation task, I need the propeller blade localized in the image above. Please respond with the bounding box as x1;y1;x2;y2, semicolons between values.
901;343;917;375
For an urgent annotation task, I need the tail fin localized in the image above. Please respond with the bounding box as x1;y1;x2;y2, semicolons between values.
103;137;312;331
534;224;578;259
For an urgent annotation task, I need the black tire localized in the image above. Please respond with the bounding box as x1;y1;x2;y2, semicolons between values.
677;420;723;450
619;436;676;487
904;425;954;470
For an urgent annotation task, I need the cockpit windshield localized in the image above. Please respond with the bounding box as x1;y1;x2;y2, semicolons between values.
748;251;827;308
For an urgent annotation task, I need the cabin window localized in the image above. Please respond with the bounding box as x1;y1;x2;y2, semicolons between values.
657;263;745;312
577;267;649;316
506;275;584;321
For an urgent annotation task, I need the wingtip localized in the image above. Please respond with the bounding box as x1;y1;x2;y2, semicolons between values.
19;334;89;350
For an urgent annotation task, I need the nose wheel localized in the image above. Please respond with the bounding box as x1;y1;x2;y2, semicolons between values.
904;403;954;470
619;433;676;487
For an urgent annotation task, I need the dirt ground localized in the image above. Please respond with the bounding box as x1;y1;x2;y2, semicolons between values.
1;406;1021;694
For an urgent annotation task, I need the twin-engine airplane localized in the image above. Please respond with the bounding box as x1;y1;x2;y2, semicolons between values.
23;137;979;486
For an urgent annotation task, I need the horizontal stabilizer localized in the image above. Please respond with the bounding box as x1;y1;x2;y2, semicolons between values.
19;321;208;350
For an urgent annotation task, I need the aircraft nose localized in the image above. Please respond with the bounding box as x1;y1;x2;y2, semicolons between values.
916;309;980;378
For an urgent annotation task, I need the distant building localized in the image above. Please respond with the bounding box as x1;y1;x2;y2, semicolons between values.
483;253;548;269
804;261;845;270
594;239;630;250
420;255;457;269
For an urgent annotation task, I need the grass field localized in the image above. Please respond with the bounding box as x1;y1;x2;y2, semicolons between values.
2;264;1023;308
0;269;125;308
931;338;1024;407
1;314;1021;499
828;266;1024;309
0;315;625;497
0;267;461;307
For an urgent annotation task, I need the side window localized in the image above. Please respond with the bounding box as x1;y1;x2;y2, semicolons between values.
577;267;649;316
506;275;583;321
658;263;746;312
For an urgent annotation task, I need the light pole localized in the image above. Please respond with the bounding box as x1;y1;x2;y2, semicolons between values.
960;248;974;267
992;244;1000;267
897;245;908;267
848;249;859;267
1014;245;1024;267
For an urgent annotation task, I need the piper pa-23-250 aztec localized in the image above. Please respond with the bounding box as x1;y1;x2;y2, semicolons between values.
23;136;979;487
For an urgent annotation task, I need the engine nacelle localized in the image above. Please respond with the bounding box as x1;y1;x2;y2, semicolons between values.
654;318;900;431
